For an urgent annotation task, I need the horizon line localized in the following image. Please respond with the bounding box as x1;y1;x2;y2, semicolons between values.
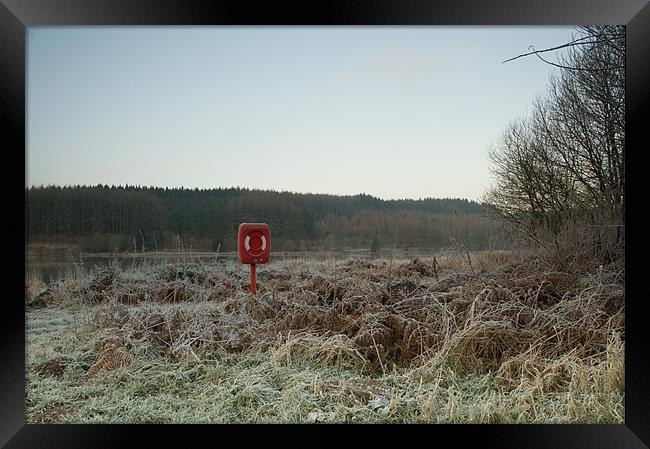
25;183;484;203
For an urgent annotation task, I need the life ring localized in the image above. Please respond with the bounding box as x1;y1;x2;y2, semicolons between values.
244;233;266;254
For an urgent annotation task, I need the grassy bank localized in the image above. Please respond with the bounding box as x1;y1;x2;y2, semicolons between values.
25;253;624;423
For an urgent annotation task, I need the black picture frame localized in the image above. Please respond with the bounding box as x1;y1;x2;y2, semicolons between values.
3;0;649;447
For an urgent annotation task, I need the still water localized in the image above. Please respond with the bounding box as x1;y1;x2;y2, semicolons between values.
25;248;398;281
25;248;238;281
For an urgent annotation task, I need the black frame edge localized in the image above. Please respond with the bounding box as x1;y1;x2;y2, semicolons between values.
3;0;649;447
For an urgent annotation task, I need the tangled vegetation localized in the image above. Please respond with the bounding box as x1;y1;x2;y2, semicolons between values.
25;251;624;423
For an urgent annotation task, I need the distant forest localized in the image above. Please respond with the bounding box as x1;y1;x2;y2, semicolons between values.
25;185;507;252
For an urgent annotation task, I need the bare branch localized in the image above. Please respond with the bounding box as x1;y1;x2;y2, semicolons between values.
531;49;623;72
502;35;624;71
501;35;594;64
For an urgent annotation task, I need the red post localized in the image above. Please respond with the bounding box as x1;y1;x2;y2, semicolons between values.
250;263;257;294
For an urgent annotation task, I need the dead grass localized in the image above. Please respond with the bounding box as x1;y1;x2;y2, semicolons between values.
25;251;624;423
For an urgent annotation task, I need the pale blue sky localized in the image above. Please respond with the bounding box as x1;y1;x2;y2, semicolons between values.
27;26;575;201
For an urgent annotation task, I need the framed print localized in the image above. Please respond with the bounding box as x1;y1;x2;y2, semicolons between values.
3;0;649;447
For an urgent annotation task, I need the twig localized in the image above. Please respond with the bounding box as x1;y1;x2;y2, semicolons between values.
502;35;624;70
371;332;386;376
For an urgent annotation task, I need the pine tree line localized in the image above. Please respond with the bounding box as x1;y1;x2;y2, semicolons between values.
25;185;502;252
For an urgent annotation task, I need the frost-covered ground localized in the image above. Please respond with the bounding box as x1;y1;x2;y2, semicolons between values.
25;253;624;423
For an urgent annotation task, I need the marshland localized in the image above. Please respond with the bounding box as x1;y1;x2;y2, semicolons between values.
25;246;624;423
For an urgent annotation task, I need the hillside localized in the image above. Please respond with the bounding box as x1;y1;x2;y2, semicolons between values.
26;185;505;252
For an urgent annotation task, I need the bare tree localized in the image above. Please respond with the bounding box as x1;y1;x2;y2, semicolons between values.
538;27;625;214
485;26;624;262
